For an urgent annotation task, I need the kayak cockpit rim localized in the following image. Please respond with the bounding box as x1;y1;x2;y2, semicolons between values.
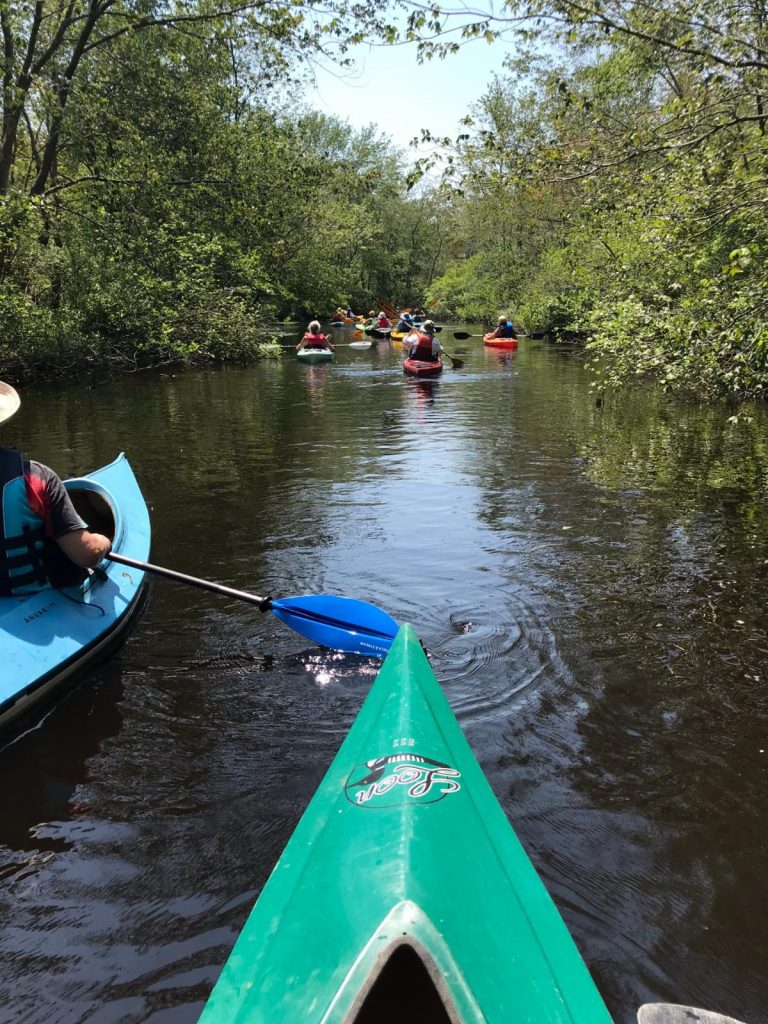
65;477;121;551
342;938;462;1024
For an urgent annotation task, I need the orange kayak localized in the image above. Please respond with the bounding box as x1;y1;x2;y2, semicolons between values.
483;333;518;349
404;358;442;378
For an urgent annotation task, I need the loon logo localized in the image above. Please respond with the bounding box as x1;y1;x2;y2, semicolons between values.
345;753;461;808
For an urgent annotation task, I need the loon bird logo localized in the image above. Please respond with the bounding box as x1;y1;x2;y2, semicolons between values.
345;753;461;808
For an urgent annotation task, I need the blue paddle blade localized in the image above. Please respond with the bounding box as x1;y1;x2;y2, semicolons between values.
270;595;398;658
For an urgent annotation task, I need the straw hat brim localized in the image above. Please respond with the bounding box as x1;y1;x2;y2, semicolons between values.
0;381;20;426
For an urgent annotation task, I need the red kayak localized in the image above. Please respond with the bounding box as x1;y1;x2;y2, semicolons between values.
483;333;518;349
404;358;443;378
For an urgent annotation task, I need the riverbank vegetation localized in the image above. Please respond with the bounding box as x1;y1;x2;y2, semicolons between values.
1;0;765;400
0;0;448;381
419;0;768;400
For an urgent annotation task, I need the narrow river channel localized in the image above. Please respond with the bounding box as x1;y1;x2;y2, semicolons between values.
1;329;767;1023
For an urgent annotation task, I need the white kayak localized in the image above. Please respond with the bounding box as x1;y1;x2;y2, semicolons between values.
297;348;333;363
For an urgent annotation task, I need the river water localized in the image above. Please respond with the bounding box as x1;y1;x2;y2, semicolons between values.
1;329;767;1024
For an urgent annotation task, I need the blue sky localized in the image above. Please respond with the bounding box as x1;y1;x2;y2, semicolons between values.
309;37;509;155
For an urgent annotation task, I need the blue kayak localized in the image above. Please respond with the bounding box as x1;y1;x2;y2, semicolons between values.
0;452;150;733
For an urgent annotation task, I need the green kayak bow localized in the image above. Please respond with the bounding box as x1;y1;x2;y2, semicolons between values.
199;624;613;1023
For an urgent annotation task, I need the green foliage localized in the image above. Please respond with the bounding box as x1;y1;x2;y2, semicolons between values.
413;0;768;399
0;0;445;380
426;255;507;321
4;0;767;401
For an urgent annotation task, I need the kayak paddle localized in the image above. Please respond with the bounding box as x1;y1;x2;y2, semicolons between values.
453;330;544;340
107;552;398;658
638;1005;746;1024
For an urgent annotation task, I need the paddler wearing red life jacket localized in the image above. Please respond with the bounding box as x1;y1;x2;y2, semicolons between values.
402;320;445;364
0;380;113;596
297;321;334;352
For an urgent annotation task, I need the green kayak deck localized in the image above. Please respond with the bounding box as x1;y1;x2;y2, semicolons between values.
199;624;612;1023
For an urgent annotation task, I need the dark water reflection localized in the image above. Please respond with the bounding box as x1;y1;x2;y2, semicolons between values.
1;330;767;1023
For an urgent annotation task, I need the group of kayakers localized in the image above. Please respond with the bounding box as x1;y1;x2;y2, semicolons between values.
297;309;518;364
348;307;433;333
3;308;517;588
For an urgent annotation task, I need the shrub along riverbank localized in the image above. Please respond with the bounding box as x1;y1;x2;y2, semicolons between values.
414;0;768;402
0;0;449;385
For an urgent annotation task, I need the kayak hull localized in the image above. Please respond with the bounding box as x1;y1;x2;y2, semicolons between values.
198;624;613;1023
483;333;518;349
403;358;443;378
298;348;334;363
0;453;150;734
639;1006;747;1024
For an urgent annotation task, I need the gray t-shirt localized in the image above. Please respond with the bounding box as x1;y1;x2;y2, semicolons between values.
25;460;88;538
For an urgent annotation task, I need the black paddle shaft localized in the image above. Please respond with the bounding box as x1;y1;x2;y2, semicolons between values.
108;551;272;610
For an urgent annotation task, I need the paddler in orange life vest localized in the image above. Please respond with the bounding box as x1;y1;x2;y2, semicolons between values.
297;320;334;352
402;320;447;364
0;380;112;595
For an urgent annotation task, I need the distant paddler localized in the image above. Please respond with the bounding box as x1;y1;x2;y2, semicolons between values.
487;315;518;341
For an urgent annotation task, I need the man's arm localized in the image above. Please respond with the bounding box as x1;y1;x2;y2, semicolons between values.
56;529;112;568
32;463;112;567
